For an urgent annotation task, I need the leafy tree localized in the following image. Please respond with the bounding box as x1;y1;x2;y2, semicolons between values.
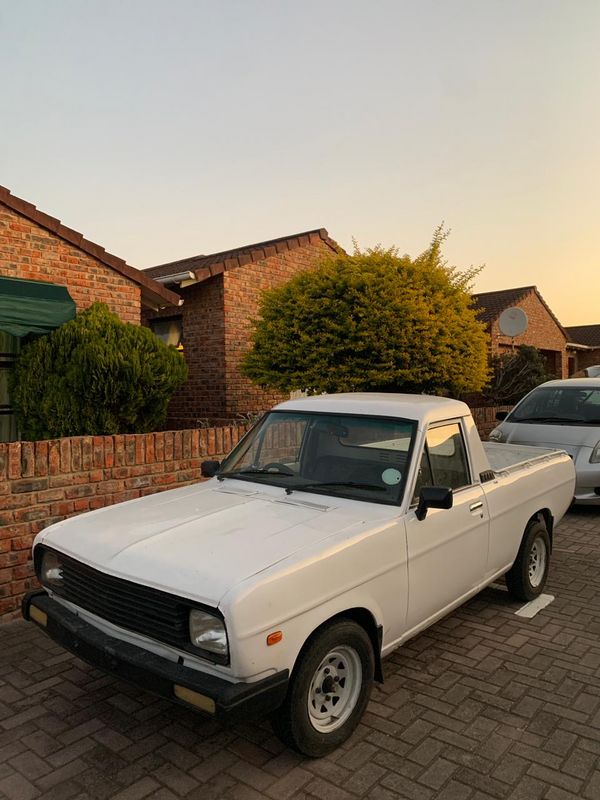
241;227;490;396
482;345;555;406
10;302;188;439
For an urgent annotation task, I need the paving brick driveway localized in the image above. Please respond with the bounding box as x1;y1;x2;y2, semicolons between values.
1;506;600;800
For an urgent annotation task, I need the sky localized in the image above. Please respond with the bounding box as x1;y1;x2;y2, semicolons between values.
1;0;598;325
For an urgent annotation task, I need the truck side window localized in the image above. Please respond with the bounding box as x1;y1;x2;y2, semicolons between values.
426;423;471;490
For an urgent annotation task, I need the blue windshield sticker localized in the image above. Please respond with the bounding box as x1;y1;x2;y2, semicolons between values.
382;468;402;485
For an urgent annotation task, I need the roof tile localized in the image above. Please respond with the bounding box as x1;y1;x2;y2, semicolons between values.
566;324;600;347
0;184;181;309
144;228;338;283
472;285;568;339
471;286;535;325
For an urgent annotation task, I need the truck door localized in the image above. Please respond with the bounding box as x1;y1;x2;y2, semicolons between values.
405;421;490;632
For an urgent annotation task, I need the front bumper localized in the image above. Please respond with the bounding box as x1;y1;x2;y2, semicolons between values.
22;591;289;724
573;488;600;505
574;462;600;505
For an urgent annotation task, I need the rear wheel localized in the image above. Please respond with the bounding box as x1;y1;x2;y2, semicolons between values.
272;619;374;757
505;519;550;602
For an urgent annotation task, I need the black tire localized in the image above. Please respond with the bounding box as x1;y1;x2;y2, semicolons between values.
505;519;551;602
272;619;375;757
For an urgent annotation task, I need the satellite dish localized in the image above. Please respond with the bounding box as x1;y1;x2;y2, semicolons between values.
499;307;528;338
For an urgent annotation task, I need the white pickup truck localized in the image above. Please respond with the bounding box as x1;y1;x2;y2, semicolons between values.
23;393;575;756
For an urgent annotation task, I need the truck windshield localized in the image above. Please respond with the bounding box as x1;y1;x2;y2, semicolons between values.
510;386;600;425
217;411;416;504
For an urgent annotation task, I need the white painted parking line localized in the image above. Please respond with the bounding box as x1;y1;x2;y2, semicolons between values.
514;593;555;618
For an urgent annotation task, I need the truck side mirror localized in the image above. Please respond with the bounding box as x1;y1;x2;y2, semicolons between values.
495;411;509;421
201;460;221;478
416;486;453;521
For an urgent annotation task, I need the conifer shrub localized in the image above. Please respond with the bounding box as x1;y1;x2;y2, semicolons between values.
10;302;188;439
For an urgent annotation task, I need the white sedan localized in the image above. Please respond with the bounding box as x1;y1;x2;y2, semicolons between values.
490;378;600;505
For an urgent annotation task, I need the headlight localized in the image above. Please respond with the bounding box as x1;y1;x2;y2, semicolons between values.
40;550;63;588
489;428;503;443
591;441;600;464
189;609;228;657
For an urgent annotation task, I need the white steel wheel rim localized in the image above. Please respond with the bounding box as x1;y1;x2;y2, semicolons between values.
307;646;362;733
529;536;547;588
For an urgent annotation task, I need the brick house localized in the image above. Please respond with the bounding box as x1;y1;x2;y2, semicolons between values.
143;229;338;424
565;325;600;374
472;285;594;379
0;185;181;440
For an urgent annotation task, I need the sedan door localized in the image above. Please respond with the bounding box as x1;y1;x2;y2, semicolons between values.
405;421;490;632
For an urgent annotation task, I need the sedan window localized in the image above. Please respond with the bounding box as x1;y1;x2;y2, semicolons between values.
511;387;600;424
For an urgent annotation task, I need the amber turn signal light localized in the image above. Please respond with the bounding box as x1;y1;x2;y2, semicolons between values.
267;631;282;646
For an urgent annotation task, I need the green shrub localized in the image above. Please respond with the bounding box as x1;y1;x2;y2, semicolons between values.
10;302;188;439
241;227;490;396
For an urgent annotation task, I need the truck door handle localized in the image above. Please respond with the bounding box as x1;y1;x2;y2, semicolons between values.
469;502;483;512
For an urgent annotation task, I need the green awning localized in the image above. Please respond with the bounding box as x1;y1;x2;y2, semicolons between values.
0;276;76;337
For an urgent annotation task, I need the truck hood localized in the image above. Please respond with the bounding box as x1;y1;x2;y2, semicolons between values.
37;481;373;607
500;422;600;459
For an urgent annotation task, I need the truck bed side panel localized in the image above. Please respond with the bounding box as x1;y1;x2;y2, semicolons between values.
482;453;574;577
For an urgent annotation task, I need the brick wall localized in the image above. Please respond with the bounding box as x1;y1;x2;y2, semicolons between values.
471;405;513;440
223;238;332;416
145;279;227;421
0;206;141;324
489;292;568;378
144;236;332;424
0;425;249;619
576;347;600;372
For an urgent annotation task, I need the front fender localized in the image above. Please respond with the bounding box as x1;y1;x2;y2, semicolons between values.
222;518;408;680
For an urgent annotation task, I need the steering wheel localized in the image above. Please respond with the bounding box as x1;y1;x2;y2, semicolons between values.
263;462;297;476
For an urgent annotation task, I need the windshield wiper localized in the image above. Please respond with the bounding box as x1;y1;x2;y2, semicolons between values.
285;481;387;495
515;417;579;424
217;469;295;481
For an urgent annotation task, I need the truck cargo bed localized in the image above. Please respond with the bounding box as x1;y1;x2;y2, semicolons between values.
483;442;567;473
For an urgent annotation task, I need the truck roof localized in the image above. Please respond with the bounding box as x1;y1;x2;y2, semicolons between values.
275;393;471;427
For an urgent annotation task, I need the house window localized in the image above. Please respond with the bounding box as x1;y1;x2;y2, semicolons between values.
149;317;183;348
0;332;20;442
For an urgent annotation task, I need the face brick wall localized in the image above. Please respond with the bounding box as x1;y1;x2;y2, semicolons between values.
144;278;227;421
222;238;333;416
0;425;249;619
470;405;513;439
0;206;141;323
576;348;600;372
489;291;568;379
143;236;333;423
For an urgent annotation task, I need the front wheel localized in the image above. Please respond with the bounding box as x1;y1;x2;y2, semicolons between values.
272;619;374;757
505;520;551;602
